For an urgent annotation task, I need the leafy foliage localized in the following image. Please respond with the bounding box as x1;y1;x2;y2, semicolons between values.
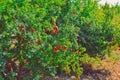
0;0;120;79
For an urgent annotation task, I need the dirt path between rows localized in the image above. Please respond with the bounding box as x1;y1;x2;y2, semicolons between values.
81;47;120;80
102;47;120;80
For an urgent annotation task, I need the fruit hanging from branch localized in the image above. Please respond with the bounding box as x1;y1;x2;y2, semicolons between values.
53;26;58;34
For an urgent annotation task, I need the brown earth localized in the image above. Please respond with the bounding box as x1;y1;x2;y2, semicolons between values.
80;47;120;80
102;47;120;80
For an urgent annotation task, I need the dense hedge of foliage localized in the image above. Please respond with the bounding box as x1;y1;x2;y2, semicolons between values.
0;0;120;80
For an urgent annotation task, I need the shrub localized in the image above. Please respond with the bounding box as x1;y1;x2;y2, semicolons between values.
0;0;96;79
0;0;120;79
64;0;120;55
